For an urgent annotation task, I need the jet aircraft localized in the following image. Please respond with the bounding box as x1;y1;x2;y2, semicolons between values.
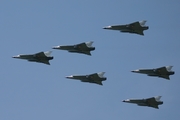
131;66;174;80
122;96;163;109
66;72;106;85
12;51;53;65
103;20;149;35
52;41;95;55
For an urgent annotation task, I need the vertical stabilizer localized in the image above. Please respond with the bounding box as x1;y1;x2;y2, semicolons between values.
44;51;52;57
155;96;162;101
86;41;93;47
139;20;147;26
97;72;105;78
166;66;173;71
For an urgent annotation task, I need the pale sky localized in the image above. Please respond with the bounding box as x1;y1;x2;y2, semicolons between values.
1;1;180;120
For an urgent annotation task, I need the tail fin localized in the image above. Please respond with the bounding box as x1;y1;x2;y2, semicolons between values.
97;72;105;78
155;96;162;101
139;20;147;26
44;51;52;57
86;41;93;47
166;66;173;71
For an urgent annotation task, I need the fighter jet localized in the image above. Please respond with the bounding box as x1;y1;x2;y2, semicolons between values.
122;96;163;109
131;66;174;80
52;41;95;56
103;20;149;35
12;51;53;65
66;72;107;85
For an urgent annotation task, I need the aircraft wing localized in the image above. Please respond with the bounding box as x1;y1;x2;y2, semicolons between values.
134;30;144;35
82;51;91;55
150;104;159;109
75;42;88;49
159;75;170;80
81;80;103;85
36;60;50;65
129;22;144;35
68;50;91;55
35;52;46;57
70;42;91;55
34;52;51;65
88;73;100;79
146;97;159;109
95;81;103;85
156;67;168;73
155;67;170;80
88;73;103;85
129;21;141;28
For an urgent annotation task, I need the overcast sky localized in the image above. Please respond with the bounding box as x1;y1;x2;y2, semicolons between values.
1;1;180;120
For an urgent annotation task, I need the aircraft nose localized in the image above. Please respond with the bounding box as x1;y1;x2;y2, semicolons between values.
131;70;137;72
12;55;20;58
66;75;73;79
122;100;126;102
52;46;60;49
103;26;111;29
131;70;139;72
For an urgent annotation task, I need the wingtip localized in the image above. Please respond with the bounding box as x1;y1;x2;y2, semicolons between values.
45;62;51;65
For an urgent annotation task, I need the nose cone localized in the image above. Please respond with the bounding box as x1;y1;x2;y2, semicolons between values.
12;55;20;58
122;99;130;102
103;26;112;29
52;46;60;49
66;75;73;79
131;69;139;73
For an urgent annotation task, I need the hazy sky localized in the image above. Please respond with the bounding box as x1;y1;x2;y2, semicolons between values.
1;1;180;120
